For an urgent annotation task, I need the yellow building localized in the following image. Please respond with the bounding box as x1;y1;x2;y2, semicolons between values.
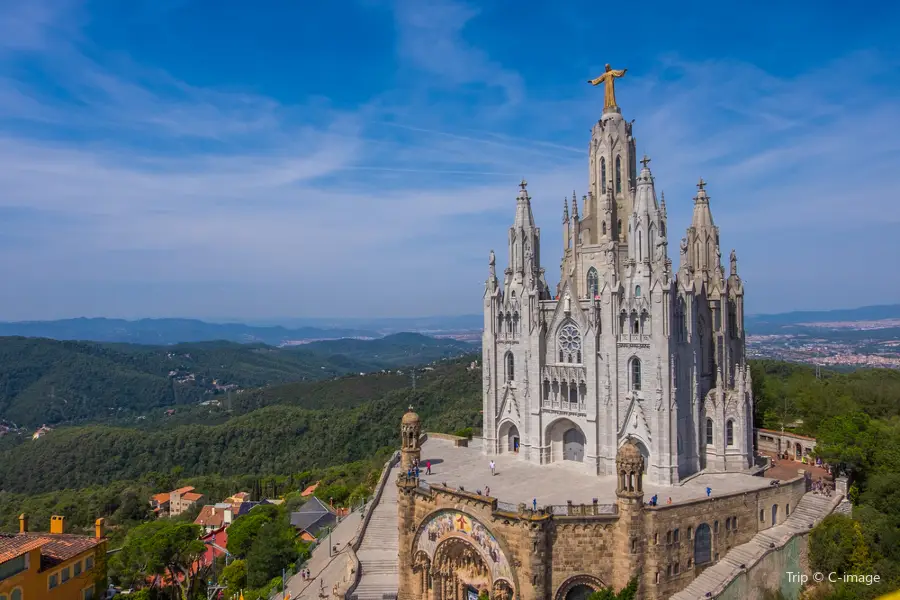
0;514;107;600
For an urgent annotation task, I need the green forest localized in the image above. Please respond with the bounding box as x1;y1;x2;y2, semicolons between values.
0;357;481;494
0;333;472;426
750;360;900;598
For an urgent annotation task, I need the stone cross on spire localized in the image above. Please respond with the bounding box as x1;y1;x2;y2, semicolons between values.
640;155;651;168
697;177;707;192
519;179;528;191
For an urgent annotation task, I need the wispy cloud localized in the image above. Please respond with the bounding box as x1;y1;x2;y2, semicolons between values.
0;0;897;319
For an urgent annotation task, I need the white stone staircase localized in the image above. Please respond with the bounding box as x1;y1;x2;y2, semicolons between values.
353;463;400;600
671;492;841;600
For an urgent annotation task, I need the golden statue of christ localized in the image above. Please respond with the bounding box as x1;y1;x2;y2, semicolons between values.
588;64;627;110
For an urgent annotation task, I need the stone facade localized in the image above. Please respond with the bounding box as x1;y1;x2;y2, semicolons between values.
397;415;808;600
755;428;816;460
482;100;753;486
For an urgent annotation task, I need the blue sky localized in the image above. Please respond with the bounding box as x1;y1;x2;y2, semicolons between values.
0;0;898;321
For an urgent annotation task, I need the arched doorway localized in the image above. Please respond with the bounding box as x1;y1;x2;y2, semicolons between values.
433;538;492;595
545;418;587;464
694;523;712;565
554;575;606;600
414;510;516;600
795;442;802;460
498;422;520;454
566;584;593;600
563;428;585;462
771;504;778;526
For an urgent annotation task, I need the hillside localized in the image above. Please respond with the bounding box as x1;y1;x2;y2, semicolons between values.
0;317;376;346
0;334;473;427
0;358;482;494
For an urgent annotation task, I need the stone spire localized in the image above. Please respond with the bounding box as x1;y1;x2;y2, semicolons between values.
633;155;657;216
562;197;569;224
685;178;722;275
571;191;579;219
690;178;715;230
514;179;536;229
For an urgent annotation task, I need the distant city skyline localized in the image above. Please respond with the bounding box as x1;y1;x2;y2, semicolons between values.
0;1;898;320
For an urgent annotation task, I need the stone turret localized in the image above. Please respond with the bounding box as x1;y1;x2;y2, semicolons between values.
397;408;420;600
401;406;421;471
614;439;646;594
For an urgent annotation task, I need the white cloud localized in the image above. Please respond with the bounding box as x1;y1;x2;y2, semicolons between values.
0;0;898;318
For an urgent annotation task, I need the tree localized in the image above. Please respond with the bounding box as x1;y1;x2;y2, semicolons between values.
221;559;247;599
245;519;299;588
587;578;637;600
810;514;872;576
113;520;208;600
227;513;272;560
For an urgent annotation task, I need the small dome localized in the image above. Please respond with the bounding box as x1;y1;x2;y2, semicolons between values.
402;406;420;425
617;439;642;463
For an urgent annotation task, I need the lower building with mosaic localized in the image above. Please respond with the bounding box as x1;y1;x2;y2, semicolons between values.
396;412;826;600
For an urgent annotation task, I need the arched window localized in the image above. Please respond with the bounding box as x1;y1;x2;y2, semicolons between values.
694;523;712;565
558;323;582;364
513;312;520;335
587;268;599;298
601;157;607;189
615;156;622;193
543;379;550;401
602;221;607;235
706;418;713;445
569;381;578;403
637;230;642;261
630;357;641;391
728;301;738;337
497;311;504;333
617;219;622;237
635;285;641;298
11;590;22;600
506;352;514;382
661;221;666;237
726;420;734;446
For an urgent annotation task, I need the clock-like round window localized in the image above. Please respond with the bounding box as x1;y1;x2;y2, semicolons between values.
558;324;582;363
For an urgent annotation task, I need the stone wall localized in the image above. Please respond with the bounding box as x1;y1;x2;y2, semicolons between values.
398;475;808;600
547;516;619;596
645;476;807;599
716;535;807;600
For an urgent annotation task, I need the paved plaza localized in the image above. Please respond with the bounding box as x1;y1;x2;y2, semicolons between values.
419;437;775;506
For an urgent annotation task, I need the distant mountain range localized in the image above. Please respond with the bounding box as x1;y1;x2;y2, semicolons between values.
0;317;377;346
746;304;900;334
2;304;898;346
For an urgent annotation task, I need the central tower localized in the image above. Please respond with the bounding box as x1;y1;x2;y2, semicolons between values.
482;68;754;485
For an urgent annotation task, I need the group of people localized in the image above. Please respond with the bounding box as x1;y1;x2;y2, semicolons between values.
299;568;312;580
406;457;432;480
812;477;833;497
647;495;675;507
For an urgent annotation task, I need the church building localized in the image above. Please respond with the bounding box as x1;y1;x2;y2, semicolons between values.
481;66;754;485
